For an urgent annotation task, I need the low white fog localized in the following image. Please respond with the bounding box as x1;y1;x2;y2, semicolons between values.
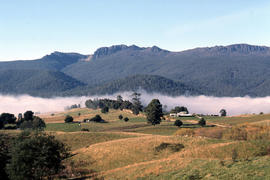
1;92;270;116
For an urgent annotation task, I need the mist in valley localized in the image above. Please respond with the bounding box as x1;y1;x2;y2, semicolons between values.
1;92;270;116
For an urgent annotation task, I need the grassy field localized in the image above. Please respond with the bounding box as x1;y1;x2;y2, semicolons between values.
2;108;270;179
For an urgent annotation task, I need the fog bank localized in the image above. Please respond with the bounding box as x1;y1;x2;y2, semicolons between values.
1;92;270;116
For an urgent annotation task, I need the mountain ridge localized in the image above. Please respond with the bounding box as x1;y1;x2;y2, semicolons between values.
1;43;270;97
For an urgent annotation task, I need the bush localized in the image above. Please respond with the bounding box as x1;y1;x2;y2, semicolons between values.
174;120;183;127
118;114;123;120
155;142;184;152
81;128;89;132
64;115;73;123
198;118;206;126
124;117;129;122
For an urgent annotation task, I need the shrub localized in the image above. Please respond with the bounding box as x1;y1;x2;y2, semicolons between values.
155;142;184;152
81;128;89;132
118;114;123;120
64;115;73;123
124;117;129;122
174;120;183;127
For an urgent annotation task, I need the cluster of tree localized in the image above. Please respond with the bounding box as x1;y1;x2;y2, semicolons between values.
0;111;46;130
18;111;46;130
0;131;70;179
170;106;189;113
85;94;143;115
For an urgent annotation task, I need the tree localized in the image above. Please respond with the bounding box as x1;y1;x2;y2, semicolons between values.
64;115;73;123
198;118;206;126
174;120;183;127
145;99;163;125
0;113;17;125
131;92;143;115
101;106;109;113
24;111;34;121
219;109;227;116
124;117;129;122
118;114;123;120
117;95;123;102
6;131;70;180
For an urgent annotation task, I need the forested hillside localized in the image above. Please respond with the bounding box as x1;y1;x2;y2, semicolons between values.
1;44;270;97
0;69;85;96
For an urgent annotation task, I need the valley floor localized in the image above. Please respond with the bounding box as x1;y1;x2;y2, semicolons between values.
2;108;270;179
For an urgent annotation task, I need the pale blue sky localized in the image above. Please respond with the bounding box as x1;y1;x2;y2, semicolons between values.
0;0;269;61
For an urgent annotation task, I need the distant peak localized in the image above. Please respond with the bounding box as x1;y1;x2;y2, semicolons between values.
92;45;128;59
149;45;168;53
92;44;146;59
92;44;168;59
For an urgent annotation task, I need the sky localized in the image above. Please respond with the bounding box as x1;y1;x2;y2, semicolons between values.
0;0;269;61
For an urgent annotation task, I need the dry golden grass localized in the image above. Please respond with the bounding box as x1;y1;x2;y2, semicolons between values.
93;139;236;179
70;134;236;179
